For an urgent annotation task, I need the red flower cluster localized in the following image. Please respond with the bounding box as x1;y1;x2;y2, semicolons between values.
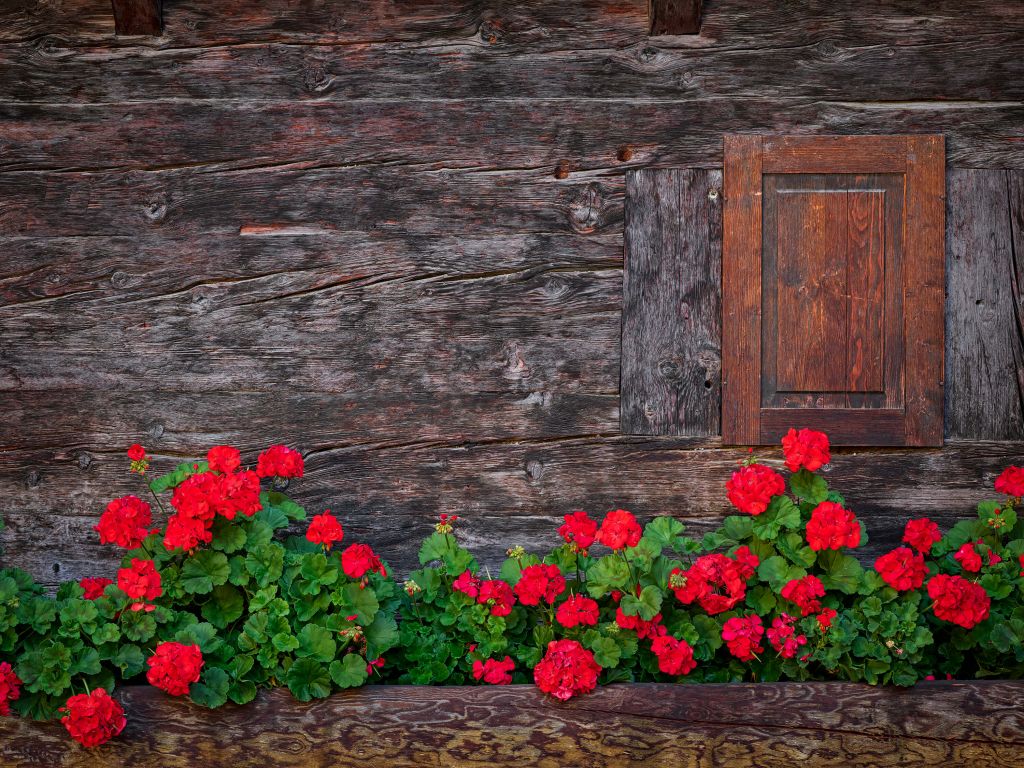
669;553;750;615
995;465;1024;497
60;688;126;747
162;462;263;552
0;661;20;716
726;463;786;515
207;445;241;475
650;635;696;676
767;614;807;659
780;574;825;616
558;511;598;553
596;509;642;550
255;444;304;479
556;595;600;628
874;547;929;591
117;558;161;610
733;545;760;579
781;428;830;472
722;615;764;661
478;579;516;617
146;642;203;697
927;574;991;629
805;502;860;551
514;564;566;606
903;518;941;554
816;607;838;630
341;543;387;579
306;511;344;550
472;656;514;685
615;607;666;639
95;495;154;549
126;443;149;474
79;577;113;600
533;639;601;701
452;570;481;598
953;541;983;573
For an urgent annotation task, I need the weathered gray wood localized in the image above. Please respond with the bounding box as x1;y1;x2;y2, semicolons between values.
945;170;1024;439
621;168;721;435
1009;171;1024;421
3;439;1022;586
2;682;1023;767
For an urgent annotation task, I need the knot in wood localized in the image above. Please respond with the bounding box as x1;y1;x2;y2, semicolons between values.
657;358;683;383
478;21;503;45
524;458;545;482
26;469;41;488
816;39;839;58
566;183;606;234
76;452;92;470
143;200;167;223
110;270;135;289
301;64;333;93
147;421;164;439
637;46;660;64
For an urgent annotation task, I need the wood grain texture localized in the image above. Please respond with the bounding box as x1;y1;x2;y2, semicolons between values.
945;170;1024;439
650;0;701;35
621;168;721;435
721;134;762;445
4;439;1022;587
1;682;1022;767
111;0;161;36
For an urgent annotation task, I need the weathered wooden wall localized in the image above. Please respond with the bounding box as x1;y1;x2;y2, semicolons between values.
1;0;1023;586
2;682;1022;767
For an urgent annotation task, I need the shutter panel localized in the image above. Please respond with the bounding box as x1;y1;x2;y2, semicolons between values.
722;135;945;446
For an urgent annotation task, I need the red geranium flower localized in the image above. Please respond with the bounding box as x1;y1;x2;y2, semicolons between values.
117;558;162;609
214;470;262;519
170;472;221;523
1018;554;1024;578
722;615;764;661
927;574;991;629
726;463;786;515
953;541;983;573
615;607;666;639
533;639;601;701
341;543;386;579
146;642;203;697
477;579;516;617
816;607;838;630
95;495;154;549
558;511;598;553
514;564;566;606
767;613;807;659
596;509;642;550
452;570;482;598
995;465;1024;497
902;518;941;554
0;661;21;716
79;577;113;600
780;574;826;616
650;635;696;676
472;656;514;685
874;547;929;591
781;428;831;472
556;595;600;628
733;545;760;580
206;445;241;475
255;445;304;479
669;553;748;615
805;501;861;551
127;444;146;462
60;688;126;747
306;511;344;550
163;513;213;553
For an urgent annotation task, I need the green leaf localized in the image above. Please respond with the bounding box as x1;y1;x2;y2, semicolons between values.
112;645;146;678
745;585;777;614
364;613;399;657
228;681;258;706
297;624;337;663
273;633;300;653
643;517;686;550
245;543;285;588
286;658;333;701
585;555;630;598
752;496;801;541
819;551;864;594
757;555;797;590
619;585;663;621
174;622;219;652
190;667;230;709
723;515;754;540
69;647;101;676
148;461;208;494
210;517;247;554
122;610;157;643
299;553;340;591
329;654;368;689
584;634;621;668
336;583;379;625
789;469;828;504
201;585;245;629
181;551;230;595
260;490;307;523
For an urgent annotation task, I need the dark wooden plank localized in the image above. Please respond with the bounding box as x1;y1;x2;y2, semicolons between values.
759;409;906;446
1;682;1023;767
721;134;762;445
111;0;161;35
650;0;702;35
762;135;908;174
4;439;1022;585
945;170;1024;439
621;168;721;436
1010;171;1024;424
903;135;946;446
847;189;885;393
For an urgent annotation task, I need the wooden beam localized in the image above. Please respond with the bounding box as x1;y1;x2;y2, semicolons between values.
111;0;162;35
650;0;702;35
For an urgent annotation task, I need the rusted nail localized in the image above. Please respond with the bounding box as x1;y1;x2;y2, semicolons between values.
554;160;571;179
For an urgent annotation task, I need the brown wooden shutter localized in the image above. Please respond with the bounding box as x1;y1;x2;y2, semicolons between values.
722;135;945;446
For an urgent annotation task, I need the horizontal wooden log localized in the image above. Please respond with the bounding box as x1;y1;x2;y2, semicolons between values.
1;682;1022;766
111;0;161;36
2;439;1021;585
